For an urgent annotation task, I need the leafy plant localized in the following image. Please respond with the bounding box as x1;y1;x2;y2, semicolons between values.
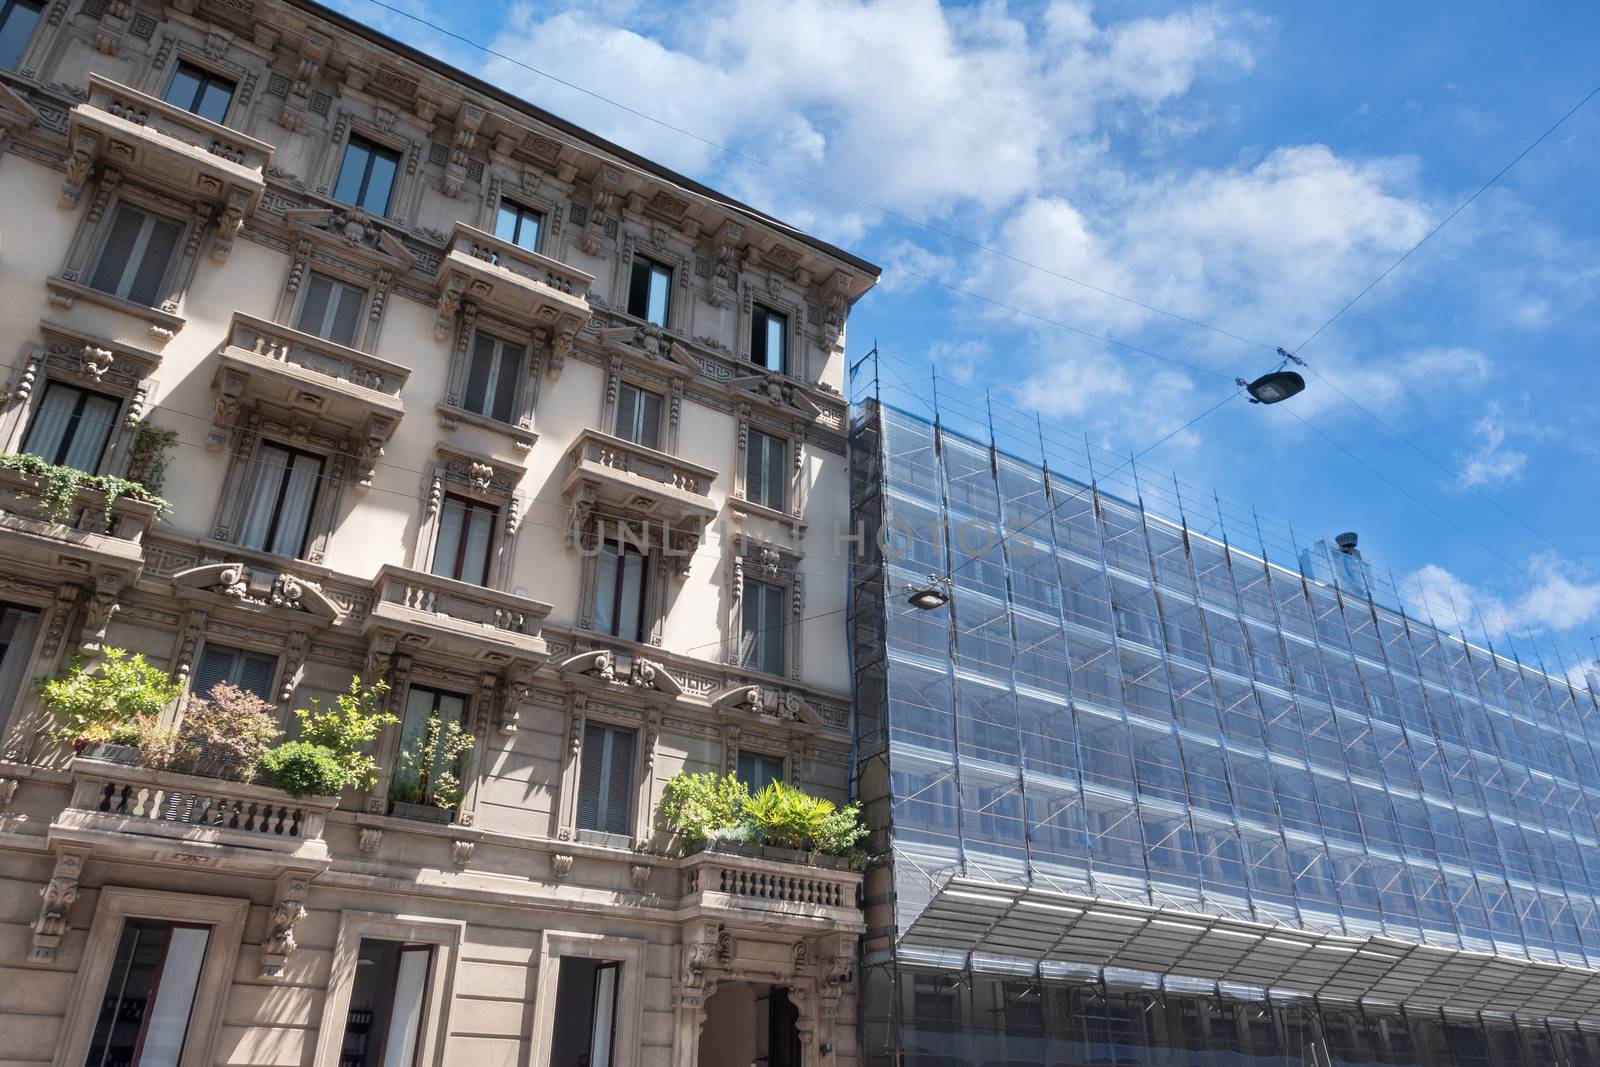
0;451;169;524
183;682;281;777
393;716;475;810
293;677;395;790
129;715;194;770
260;740;348;797
657;772;751;841
40;648;182;748
124;420;179;497
745;779;836;851
815;803;868;859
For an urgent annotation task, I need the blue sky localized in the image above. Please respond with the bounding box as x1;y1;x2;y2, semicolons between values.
329;0;1600;672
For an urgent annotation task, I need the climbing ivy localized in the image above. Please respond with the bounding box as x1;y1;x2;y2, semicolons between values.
125;420;179;497
0;451;169;525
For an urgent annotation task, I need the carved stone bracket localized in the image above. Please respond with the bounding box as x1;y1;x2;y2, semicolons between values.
450;839;475;866
550;853;573;880
358;826;383;854
28;850;86;963
259;874;309;979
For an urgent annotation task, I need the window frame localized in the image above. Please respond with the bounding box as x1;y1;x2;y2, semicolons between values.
740;577;788;678
390;682;473;811
20;380;123;473
737;749;786;794
591;536;650;644
626;254;674;327
612;378;666;450
597;358;683;457
332;133;403;216
211;414;350;568
750;303;789;374
312;912;463;1067
727;538;804;681
743;425;790;513
0;0;45;73
440;307;542;451
458;325;528;426
574;718;639;842
188;640;279;704
493;196;546;253
413;447;522;591
234;439;326;560
429;493;497;587
532;932;646;1067
162;59;237;126
54;887;248;1067
575;516;667;647
292;269;370;348
86;200;188;308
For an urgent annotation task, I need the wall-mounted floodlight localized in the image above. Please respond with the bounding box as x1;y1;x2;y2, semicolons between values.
1238;370;1306;405
906;576;951;611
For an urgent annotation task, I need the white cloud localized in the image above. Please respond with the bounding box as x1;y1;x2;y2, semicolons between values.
1454;410;1528;490
1402;554;1600;639
927;339;990;386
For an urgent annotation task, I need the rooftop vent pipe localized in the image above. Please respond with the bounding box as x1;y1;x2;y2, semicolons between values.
1335;532;1359;556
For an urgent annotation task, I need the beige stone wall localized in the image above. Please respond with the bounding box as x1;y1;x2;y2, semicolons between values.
0;0;874;1063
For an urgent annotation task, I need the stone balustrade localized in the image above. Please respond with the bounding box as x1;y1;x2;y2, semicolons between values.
366;564;551;666
679;844;862;929
0;464;161;544
562;428;719;525
434;223;592;352
225;313;408;399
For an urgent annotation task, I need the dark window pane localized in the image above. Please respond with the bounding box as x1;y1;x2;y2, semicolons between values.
164;61;235;124
0;0;42;69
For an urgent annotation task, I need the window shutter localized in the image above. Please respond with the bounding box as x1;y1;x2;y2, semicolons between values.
295;274;334;336
463;332;497;416
614;384;639;442
328;282;365;346
89;206;146;295
238;652;277;699
192;645;236;699
764;434;787;510
604;727;636;835
639;391;662;451
745;431;764;504
490;342;522;423
127;216;182;307
576;722;606;831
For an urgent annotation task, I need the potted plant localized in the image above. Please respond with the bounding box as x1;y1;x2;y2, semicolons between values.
259;740;348;799
656;772;867;868
389;716;474;823
39;648;182;758
180;683;282;780
258;677;393;799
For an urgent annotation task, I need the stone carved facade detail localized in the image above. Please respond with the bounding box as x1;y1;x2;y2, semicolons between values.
28;851;84;962
259;876;308;978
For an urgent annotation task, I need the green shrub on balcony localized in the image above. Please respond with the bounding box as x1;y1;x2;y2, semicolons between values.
41;648;182;750
0;451;168;524
657;771;866;863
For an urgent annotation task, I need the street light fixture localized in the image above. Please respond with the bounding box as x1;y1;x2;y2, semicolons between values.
1238;370;1306;405
906;575;951;611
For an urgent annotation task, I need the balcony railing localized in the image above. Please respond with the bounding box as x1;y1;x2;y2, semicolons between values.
0;462;160;556
223;313;408;400
679;844;862;929
64;76;273;227
366;564;551;664
434;223;592;348
50;758;334;871
562;428;718;524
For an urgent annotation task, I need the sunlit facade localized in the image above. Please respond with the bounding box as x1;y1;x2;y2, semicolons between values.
850;401;1600;1065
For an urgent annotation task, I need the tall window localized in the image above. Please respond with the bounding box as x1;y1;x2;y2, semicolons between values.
626;257;671;327
430;495;495;585
393;686;468;808
337;939;432;1067
745;429;787;511
593;539;647;643
751;305;787;373
0;603;41;729
550;959;619;1067
295;272;367;347
462;331;523;423
192;643;276;701
84;920;210;1067
0;0;42;70
612;382;663;449
494;200;543;252
738;752;784;794
577;721;636;838
89;204;183;307
22;382;119;472
333;136;400;215
237;443;322;558
741;579;785;676
163;61;235;124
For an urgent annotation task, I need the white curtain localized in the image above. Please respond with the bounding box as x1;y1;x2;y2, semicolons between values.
139;926;210;1067
0;607;41;721
62;392;119;472
383;946;430;1067
22;384;77;464
462;503;494;583
270;453;321;556
237;446;289;550
430;498;465;578
593;543;619;636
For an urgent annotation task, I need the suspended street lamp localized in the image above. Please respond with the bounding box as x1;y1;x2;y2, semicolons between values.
1238;369;1306;404
906;575;952;611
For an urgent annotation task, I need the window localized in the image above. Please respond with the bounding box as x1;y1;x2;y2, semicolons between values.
0;603;40;728
22;382;119;472
462;331;524;423
163;61;235;125
89;204;183;307
191;643;276;701
741;579;786;676
751;305;787;373
430;495;495;585
550;959;619;1067
337;938;433;1067
0;0;42;70
577;721;636;838
746;428;787;511
738;751;784;794
626;256;672;326
84;919;210;1067
593;539;647;642
295;272;367;347
494;199;544;252
393;686;468;809
612;382;663;449
333;136;400;215
237;443;322;558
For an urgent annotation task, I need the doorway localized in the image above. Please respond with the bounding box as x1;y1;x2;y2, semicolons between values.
699;982;802;1067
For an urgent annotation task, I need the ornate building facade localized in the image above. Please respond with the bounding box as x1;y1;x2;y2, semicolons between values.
0;1;877;1064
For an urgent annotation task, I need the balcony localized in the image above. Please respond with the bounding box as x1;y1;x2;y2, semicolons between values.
63;76;273;245
49;757;334;874
0;461;159;582
212;313;407;477
365;564;552;666
433;223;592;352
562;428;718;526
679;844;863;932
